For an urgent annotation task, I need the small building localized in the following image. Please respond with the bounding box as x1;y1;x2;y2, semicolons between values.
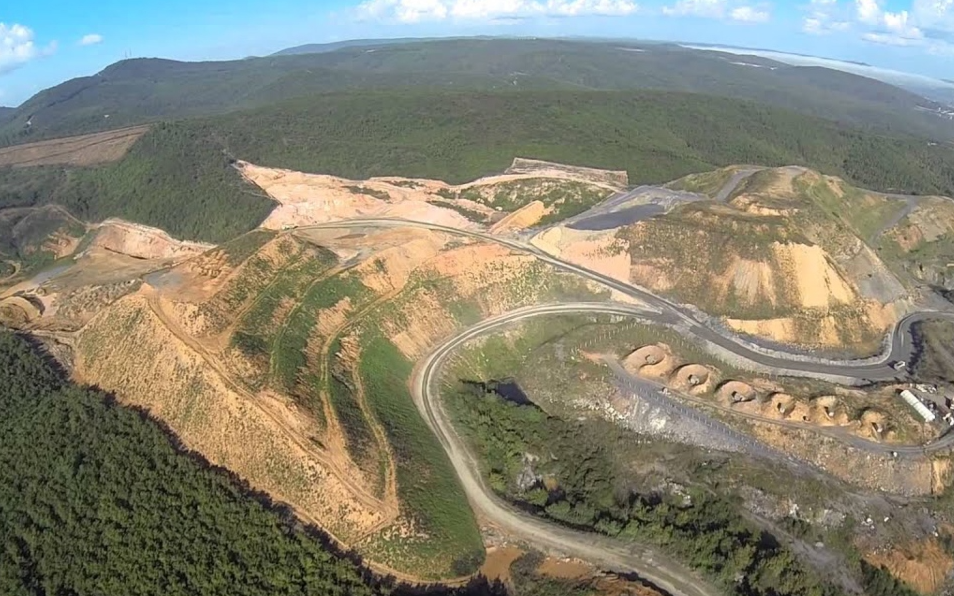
899;390;936;423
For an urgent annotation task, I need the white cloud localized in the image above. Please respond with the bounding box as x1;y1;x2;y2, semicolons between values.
911;0;954;33
0;23;42;75
730;6;769;21
356;0;639;22
662;0;725;18
661;0;769;21
802;0;850;34
79;33;104;46
850;0;925;45
856;0;881;23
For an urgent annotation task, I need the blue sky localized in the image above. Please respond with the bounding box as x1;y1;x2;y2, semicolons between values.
2;0;953;106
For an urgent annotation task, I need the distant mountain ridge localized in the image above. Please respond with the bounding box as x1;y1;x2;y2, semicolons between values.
272;37;456;55
1;38;951;145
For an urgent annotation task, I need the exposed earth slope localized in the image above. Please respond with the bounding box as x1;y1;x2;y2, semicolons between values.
533;166;915;352
8;157;954;596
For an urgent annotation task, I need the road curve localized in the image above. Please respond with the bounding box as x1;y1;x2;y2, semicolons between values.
411;303;721;596
409;302;954;596
298;218;954;383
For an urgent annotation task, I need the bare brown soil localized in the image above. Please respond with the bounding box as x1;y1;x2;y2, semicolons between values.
239;158;622;231
90;218;213;260
0;126;148;167
866;538;954;594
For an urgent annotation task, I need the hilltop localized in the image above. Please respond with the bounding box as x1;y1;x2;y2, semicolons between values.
3;38;950;144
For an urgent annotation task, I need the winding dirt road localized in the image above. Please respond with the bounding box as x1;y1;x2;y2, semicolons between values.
411;304;721;596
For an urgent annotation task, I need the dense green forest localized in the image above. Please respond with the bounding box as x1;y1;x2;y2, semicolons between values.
199;89;954;193
446;383;918;596
3;39;949;144
0;331;508;596
5;87;954;245
0;123;275;243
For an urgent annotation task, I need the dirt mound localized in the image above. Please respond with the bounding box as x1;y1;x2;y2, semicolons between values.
0;295;42;327
90;219;213;260
809;396;850;426
671;364;717;395
717;380;757;405
0;126;148;167
859;409;889;440
623;344;671;376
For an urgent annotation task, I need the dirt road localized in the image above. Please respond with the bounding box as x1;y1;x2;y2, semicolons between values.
411;303;721;596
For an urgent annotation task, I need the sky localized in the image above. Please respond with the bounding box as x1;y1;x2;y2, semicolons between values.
2;0;953;106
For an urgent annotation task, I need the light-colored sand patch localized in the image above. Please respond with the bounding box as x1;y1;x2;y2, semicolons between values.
717;257;776;307
774;242;854;309
536;557;594;580
385;290;458;361
505;157;628;188
240;163;474;230
240;157;624;232
90;218;213;261
489;200;549;233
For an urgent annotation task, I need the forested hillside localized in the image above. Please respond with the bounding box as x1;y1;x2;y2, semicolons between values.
4;87;954;245
3;39;949;144
0;331;383;595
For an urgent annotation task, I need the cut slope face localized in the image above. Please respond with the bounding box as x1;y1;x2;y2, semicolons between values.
239;157;619;230
90;219;214;260
65;223;605;579
534;167;912;351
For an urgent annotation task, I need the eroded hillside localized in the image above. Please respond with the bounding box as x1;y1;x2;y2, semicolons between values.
533;167;915;352
8;158;954;593
56;222;607;579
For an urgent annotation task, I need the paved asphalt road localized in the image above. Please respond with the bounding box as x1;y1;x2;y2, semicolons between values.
300;218;954;383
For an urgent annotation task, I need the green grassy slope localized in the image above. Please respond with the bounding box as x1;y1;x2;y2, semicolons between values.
3;39;949;144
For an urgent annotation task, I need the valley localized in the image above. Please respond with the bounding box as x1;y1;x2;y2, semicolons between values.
6;35;954;596
5;151;954;595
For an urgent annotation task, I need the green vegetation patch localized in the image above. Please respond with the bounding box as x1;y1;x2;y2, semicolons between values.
356;330;483;578
448;383;841;596
666;167;738;198
232;244;338;378
270;273;370;402
328;341;378;466
6;87;954;248
793;176;906;243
